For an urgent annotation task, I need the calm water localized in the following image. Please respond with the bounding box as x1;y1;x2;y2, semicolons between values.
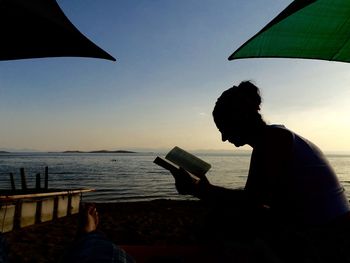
0;152;350;202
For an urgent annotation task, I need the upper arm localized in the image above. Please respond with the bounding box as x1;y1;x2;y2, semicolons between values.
245;127;294;204
265;127;294;173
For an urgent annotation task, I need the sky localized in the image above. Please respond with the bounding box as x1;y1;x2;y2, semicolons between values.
1;0;350;153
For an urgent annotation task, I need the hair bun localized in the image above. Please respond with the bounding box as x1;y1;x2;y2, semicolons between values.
237;81;261;111
214;81;262;115
213;81;264;126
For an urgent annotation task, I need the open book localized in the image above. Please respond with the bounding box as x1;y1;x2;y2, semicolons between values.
154;146;211;180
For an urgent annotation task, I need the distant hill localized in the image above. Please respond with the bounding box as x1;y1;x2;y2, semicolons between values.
0;151;9;154
89;150;136;153
63;150;136;154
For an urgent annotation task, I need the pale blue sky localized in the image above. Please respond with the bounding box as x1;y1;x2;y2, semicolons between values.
1;0;350;152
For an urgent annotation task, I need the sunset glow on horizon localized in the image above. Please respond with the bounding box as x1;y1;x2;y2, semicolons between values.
1;0;350;153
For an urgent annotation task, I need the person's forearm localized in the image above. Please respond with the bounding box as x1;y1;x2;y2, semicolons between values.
195;183;247;203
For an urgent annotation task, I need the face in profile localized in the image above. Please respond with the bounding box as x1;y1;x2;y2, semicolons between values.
216;118;247;147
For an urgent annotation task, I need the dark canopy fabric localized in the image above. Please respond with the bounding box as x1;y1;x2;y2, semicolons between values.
229;0;350;63
0;0;115;61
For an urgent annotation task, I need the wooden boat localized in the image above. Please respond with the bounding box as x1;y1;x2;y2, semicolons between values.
0;167;94;233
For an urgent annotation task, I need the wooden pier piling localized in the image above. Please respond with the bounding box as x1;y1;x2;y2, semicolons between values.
20;168;27;190
44;166;48;190
10;173;16;191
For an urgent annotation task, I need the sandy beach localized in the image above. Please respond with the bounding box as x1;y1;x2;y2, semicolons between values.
4;199;245;263
4;199;350;263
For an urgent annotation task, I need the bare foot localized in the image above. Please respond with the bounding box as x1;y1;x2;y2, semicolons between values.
79;203;99;234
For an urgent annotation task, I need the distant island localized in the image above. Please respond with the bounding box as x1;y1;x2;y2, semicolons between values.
63;150;136;154
0;151;9;154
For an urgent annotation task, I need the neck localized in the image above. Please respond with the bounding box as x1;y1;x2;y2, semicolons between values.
247;120;267;148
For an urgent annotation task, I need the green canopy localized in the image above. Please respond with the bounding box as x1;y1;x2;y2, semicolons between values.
229;0;350;63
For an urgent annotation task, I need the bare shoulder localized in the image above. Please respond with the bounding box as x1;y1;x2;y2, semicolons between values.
265;125;294;151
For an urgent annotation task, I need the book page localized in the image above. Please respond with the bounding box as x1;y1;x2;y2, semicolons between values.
154;156;200;181
165;146;211;177
153;156;179;172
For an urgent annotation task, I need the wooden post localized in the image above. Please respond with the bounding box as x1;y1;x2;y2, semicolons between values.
10;173;16;191
44;166;48;190
20;168;27;191
36;173;41;190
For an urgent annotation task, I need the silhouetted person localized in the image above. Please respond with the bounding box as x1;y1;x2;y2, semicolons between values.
173;81;350;262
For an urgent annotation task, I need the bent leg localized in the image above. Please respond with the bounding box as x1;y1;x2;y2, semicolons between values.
63;231;134;263
0;233;9;263
61;203;134;263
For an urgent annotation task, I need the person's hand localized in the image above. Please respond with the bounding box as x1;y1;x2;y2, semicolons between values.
171;168;210;196
171;168;195;195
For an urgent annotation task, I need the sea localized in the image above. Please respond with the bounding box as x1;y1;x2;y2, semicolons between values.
1;152;350;203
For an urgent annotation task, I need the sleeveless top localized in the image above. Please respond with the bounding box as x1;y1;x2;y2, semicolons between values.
273;125;350;225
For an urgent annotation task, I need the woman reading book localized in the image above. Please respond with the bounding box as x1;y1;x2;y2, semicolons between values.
173;81;350;228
